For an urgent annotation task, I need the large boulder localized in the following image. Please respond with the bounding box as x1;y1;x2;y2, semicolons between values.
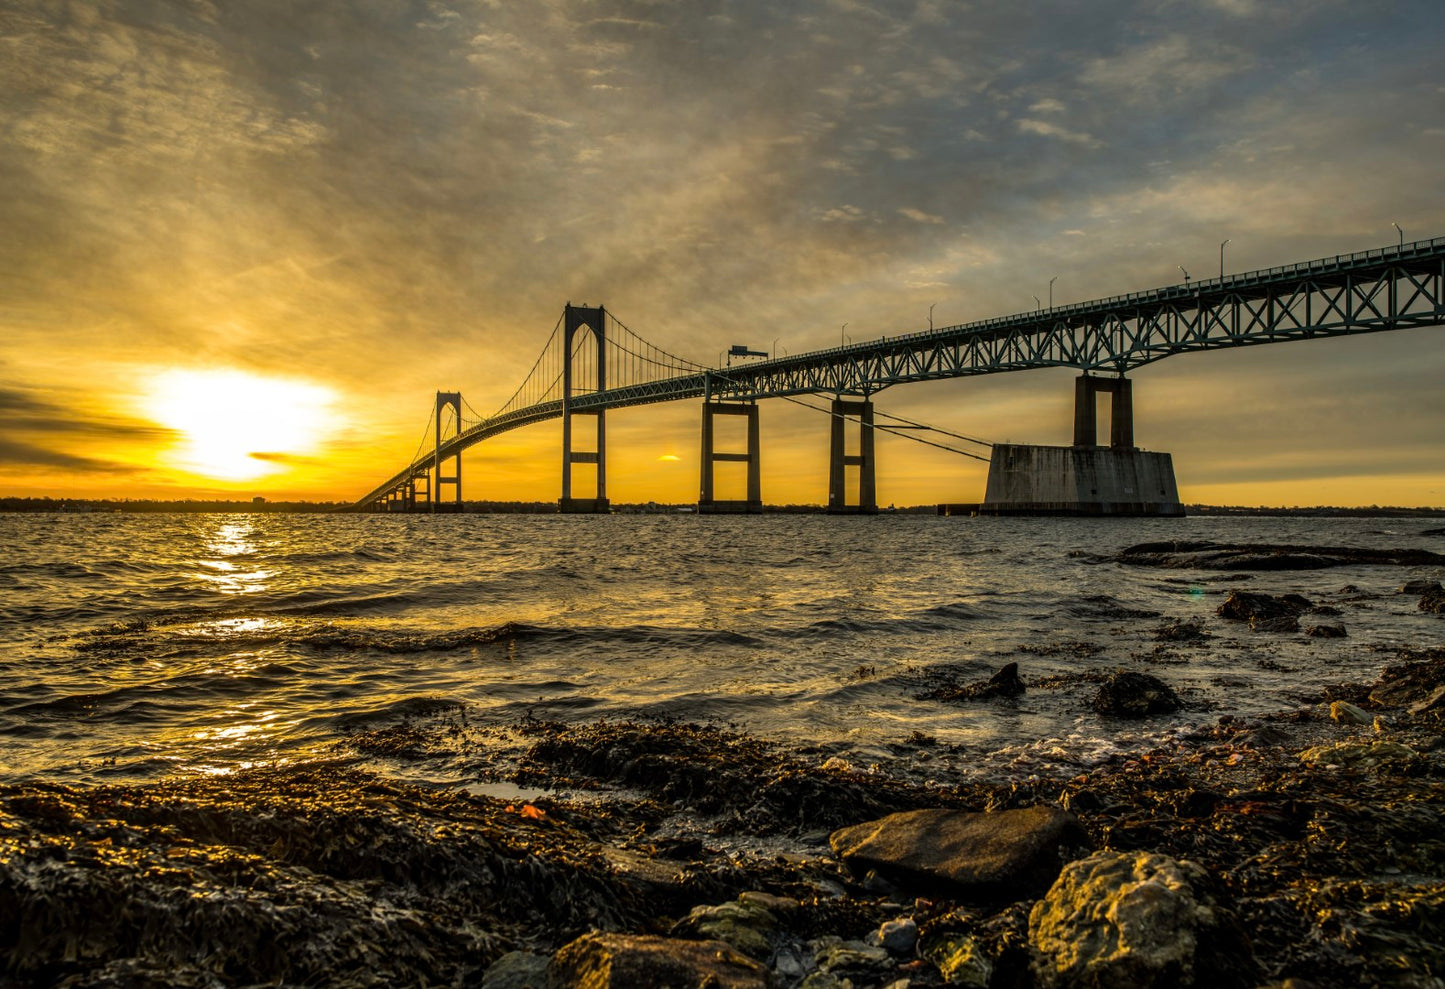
829;805;1084;898
546;933;768;988
1029;850;1253;989
1092;672;1182;718
1216;590;1312;623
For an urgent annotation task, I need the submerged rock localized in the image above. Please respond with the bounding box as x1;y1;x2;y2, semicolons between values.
1422;586;1445;615
1401;579;1443;595
1217;590;1313;623
923;661;1026;702
1118;542;1445;571
1028;850;1252;989
1092;672;1182;718
1305;623;1347;638
546;932;767;989
829;805;1085;899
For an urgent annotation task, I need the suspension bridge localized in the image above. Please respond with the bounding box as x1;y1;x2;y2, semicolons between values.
354;236;1445;514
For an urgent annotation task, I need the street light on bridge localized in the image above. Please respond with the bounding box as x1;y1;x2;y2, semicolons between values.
841;322;850;346
1220;239;1230;278
1033;295;1040;310
929;303;936;331
1393;222;1404;248
1178;265;1190;284
1048;276;1058;308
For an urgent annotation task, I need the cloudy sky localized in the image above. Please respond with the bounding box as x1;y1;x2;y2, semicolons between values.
3;0;1443;506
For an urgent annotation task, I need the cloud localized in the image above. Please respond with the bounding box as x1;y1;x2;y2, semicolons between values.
898;207;944;224
1017;118;1102;148
0;437;139;472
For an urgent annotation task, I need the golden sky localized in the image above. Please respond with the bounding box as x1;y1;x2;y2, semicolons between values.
3;0;1444;506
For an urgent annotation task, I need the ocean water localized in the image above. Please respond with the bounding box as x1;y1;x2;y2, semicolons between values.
1;512;1442;787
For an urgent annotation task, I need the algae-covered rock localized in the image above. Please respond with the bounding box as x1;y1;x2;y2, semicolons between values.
545;932;767;988
830;805;1085;898
814;937;892;972
871;916;918;955
1092;672;1182;718
481;950;550;989
672;897;779;958
926;933;993;987
1029;850;1249;989
1298;740;1419;770
1217;590;1313;621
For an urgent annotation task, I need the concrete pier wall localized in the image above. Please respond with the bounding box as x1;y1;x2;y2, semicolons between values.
979;443;1184;516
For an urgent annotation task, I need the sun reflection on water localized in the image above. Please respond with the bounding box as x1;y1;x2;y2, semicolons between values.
194;521;272;595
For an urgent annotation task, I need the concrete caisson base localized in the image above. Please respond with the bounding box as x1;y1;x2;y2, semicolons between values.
976;443;1184;517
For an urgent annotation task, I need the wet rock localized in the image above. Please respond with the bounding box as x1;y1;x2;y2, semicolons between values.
672;896;780;958
1118;542;1445;571
926;933;993;987
482;951;550;989
1298;740;1420;770
1305;623;1346;638
923;662;1025;702
814;937;892;973
1401;579;1443;595
1409;685;1445;715
1368;651;1445;708
1091;672;1182;718
869;916;918;955
1217;590;1313;623
1329;701;1372;726
1251;615;1300;633
1422;586;1445;614
829;805;1085;899
545;932;768;989
1154;618;1210;642
1028;850;1252;989
1308;604;1344;617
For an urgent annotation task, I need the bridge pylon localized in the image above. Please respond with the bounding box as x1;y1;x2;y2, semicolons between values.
560;304;610;513
826;397;878;515
698;384;762;513
433;391;463;512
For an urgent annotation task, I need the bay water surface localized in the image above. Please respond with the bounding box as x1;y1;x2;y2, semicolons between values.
2;512;1442;787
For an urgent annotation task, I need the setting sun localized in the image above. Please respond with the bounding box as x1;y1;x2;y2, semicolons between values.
144;369;337;481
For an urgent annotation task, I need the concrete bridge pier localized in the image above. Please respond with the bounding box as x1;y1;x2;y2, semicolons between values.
698;400;761;513
827;398;877;515
975;374;1182;516
559;304;610;514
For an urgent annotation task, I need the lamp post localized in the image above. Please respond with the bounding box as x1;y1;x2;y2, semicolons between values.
1178;265;1190;284
1048;276;1057;308
1033;295;1040;310
772;337;779;359
929;303;936;331
1219;239;1230;278
841;322;849;346
1393;222;1404;248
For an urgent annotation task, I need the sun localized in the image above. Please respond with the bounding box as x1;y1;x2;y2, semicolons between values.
144;369;337;481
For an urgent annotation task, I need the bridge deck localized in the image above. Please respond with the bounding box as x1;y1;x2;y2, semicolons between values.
355;237;1445;508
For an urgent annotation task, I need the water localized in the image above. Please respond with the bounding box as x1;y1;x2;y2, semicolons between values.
1;512;1442;786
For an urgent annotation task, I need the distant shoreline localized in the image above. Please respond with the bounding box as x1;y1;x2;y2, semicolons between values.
2;496;1444;518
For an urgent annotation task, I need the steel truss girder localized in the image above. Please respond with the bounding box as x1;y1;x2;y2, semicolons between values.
354;240;1445;509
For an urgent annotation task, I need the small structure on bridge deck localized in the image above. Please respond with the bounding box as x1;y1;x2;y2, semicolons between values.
962;375;1183;517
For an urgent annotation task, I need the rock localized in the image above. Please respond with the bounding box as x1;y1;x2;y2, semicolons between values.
1251;615;1300;633
771;943;814;981
926;933;993;987
870;916;918;955
1298;740;1419;770
672;896;783;959
1401;579;1443;595
814;938;892;972
1305;623;1346;638
1329;701;1371;725
545;933;768;989
1422;587;1445;614
1409;685;1445;715
481;951;550;989
1216;590;1313;622
1029;850;1250;989
829;805;1085;899
1308;604;1344;616
799;973;849;989
926;661;1026;701
1092;672;1182;718
1154;618;1210;642
1369;654;1445;708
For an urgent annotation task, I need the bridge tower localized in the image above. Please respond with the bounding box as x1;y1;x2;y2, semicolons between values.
434;391;463;512
826;396;878;515
698;373;762;514
560;304;609;513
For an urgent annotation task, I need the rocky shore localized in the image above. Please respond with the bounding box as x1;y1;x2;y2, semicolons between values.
2;643;1443;988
